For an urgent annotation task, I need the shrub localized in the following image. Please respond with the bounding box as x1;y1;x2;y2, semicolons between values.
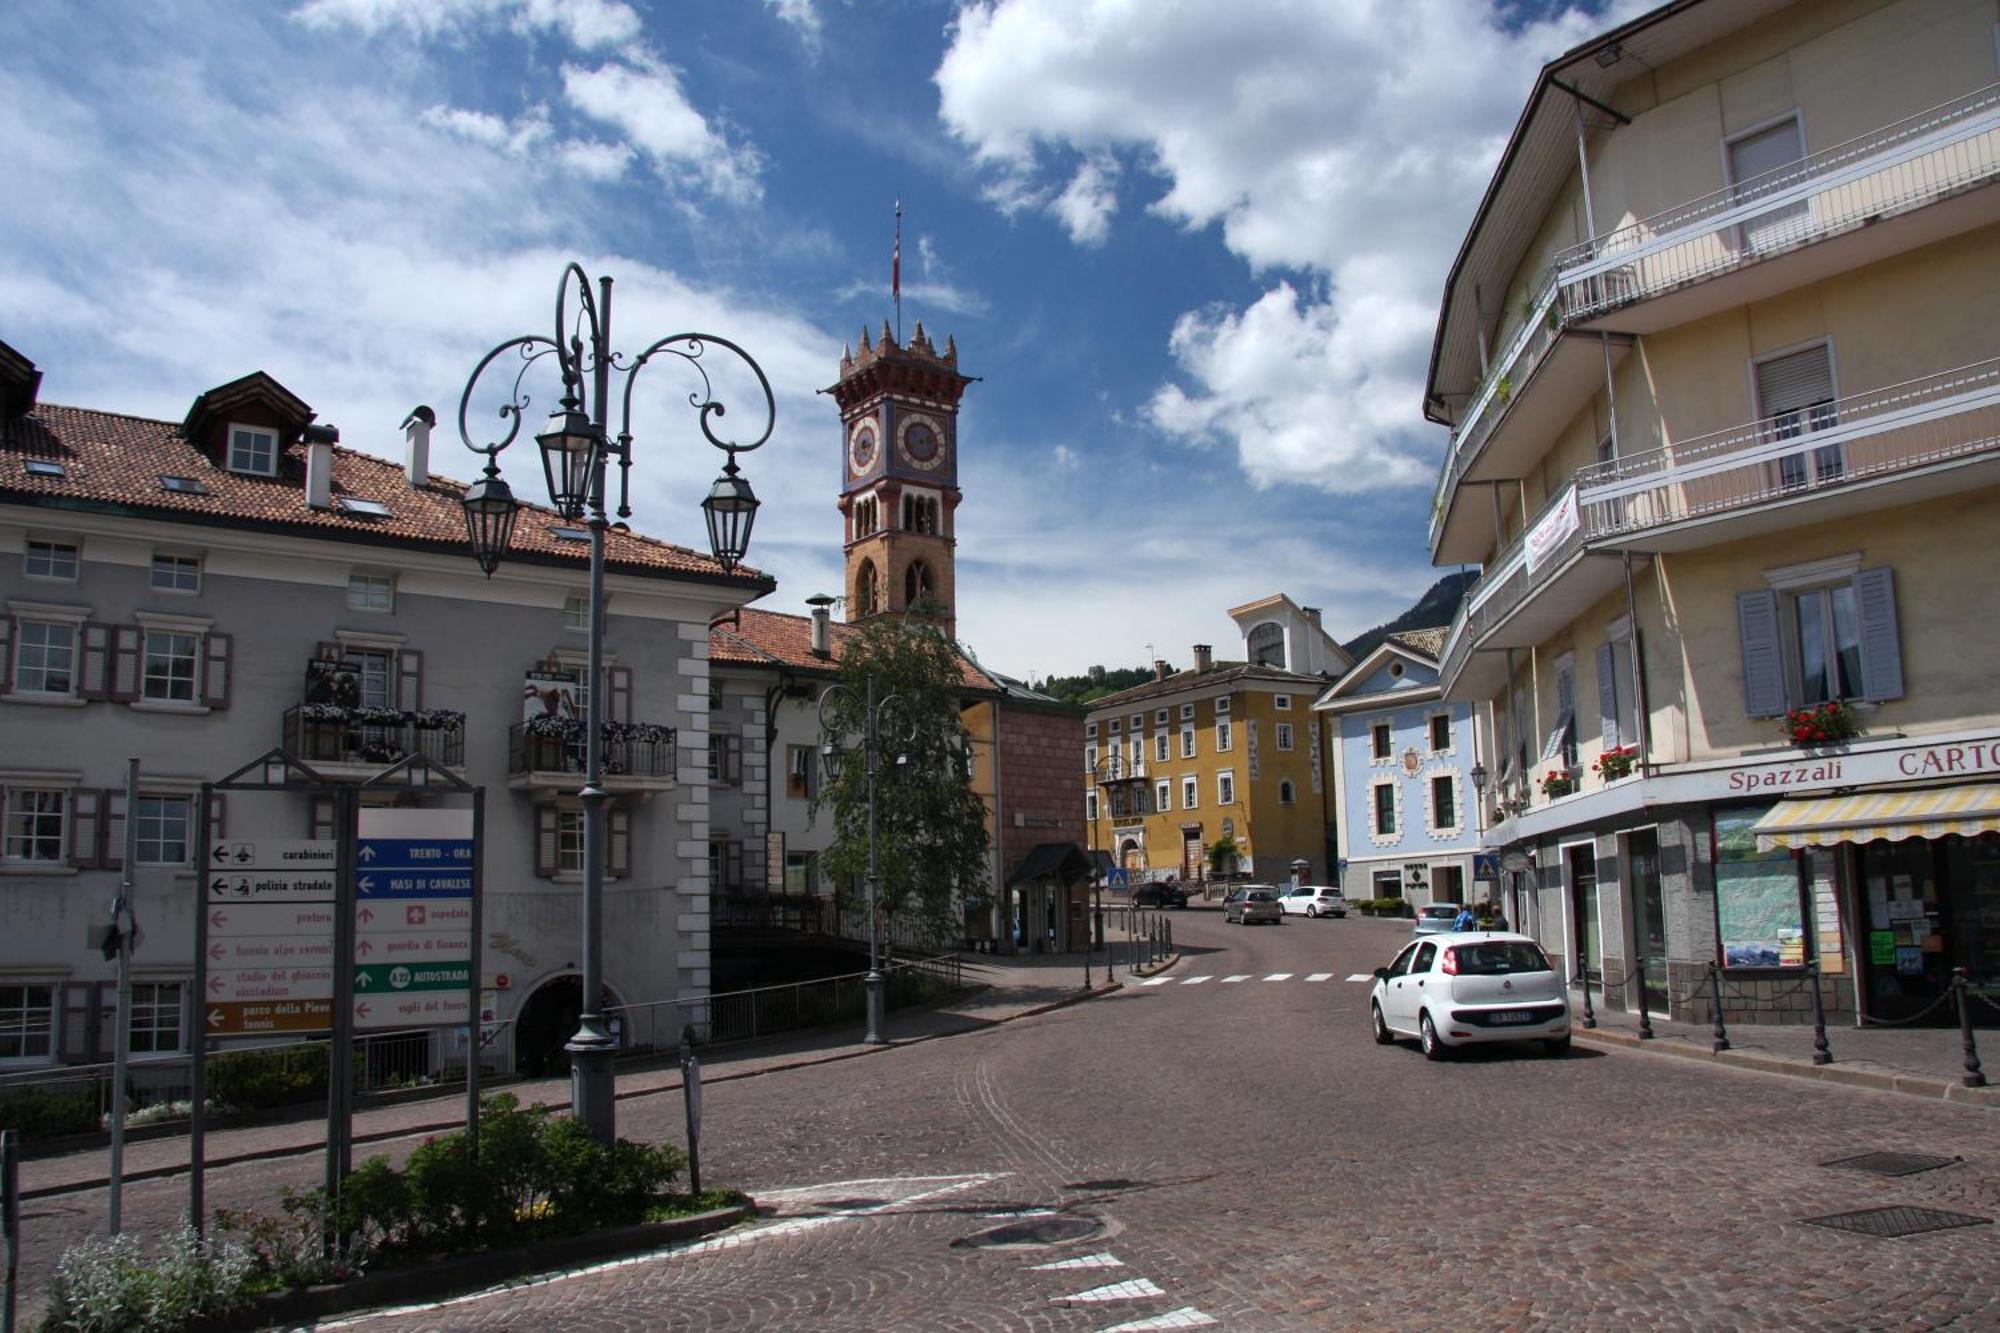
204;1044;328;1112
36;1225;256;1333
0;1084;99;1140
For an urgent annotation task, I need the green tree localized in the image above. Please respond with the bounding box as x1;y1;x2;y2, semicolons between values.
812;611;991;934
1206;833;1242;879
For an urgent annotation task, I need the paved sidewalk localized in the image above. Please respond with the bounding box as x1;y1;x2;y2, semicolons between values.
1571;985;1997;1106
19;952;1129;1201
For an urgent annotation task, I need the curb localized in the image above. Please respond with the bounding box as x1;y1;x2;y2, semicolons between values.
22;978;1128;1201
1573;1027;1997;1107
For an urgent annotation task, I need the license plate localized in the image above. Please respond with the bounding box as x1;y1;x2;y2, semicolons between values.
1491;1011;1535;1025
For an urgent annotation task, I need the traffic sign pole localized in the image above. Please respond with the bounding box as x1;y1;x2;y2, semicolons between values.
189;785;211;1236
329;786;357;1232
467;787;484;1158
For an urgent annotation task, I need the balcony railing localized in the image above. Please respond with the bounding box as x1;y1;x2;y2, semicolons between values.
1093;754;1150;783
1557;82;2000;320
283;705;465;769
1428;278;1562;546
1441;358;2000;685
507;720;677;779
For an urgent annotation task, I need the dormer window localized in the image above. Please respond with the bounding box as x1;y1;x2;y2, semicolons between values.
228;425;278;476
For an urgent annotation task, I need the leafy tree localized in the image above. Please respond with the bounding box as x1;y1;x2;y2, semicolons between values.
813;610;990;934
1206;833;1242;878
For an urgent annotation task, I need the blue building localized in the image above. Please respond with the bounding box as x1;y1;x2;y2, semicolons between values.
1314;629;1486;909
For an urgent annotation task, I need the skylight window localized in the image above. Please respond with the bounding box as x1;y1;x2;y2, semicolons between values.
159;475;211;495
24;459;65;478
338;497;392;518
551;527;590;542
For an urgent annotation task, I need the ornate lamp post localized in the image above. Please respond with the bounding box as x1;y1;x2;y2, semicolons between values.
816;679;919;1044
456;264;773;1145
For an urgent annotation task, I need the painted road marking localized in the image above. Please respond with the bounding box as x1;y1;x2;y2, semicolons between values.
1346;973;1375;982
1099;1309;1220;1330
1141;977;1173;986
1056;1278;1166;1303
1180;975;1210;985
1306;972;1334;981
1263;972;1293;981
1221;974;1249;983
1028;1252;1124;1271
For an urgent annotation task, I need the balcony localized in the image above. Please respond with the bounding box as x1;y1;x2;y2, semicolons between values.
1557;83;2000;335
507;719;678;794
1439;358;2000;695
282;705;465;776
1093;754;1149;784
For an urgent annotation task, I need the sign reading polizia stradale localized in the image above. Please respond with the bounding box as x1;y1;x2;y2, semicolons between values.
353;808;476;1031
204;841;336;1036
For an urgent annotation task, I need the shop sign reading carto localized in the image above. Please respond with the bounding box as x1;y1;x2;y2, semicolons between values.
1721;735;2000;795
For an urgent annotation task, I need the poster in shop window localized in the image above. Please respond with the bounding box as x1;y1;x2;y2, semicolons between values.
1714;805;1806;968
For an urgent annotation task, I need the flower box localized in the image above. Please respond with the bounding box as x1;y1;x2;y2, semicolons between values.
1592;745;1639;782
1782;701;1860;747
1538;769;1577;799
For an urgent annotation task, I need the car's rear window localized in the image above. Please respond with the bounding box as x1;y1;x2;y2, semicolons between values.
1420;906;1456;919
1450;942;1551;975
1246;890;1276;901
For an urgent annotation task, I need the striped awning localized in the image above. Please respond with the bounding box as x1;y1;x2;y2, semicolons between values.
1753;784;2000;851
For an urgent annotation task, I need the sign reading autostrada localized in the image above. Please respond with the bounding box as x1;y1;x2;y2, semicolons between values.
203;840;337;1036
353;809;475;1031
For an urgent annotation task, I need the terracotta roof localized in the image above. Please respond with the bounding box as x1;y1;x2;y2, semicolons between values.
1;401;770;587
1387;627;1447;661
1087;660;1329;712
710;607;1000;693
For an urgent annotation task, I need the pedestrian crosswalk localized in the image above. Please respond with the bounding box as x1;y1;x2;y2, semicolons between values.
1138;971;1340;987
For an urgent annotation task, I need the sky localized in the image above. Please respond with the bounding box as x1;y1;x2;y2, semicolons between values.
2;0;1643;680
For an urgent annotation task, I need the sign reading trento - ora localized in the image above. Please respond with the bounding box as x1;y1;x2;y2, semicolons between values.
353;808;476;1031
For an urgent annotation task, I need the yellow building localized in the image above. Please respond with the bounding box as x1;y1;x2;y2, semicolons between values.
1425;0;2000;1026
1084;597;1351;884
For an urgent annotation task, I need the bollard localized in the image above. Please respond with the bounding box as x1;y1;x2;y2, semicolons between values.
1164;918;1173;956
1955;968;1987;1089
1577;956;1597;1031
1708;963;1731;1053
1634;957;1654;1040
1808;959;1832;1065
3;1127;17;1333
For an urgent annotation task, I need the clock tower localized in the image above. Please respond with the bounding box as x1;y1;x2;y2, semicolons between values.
827;320;974;636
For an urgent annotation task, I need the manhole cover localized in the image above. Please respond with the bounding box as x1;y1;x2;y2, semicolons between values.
1820;1152;1961;1178
953;1214;1105;1249
1802;1206;1992;1239
1065;1178;1141;1191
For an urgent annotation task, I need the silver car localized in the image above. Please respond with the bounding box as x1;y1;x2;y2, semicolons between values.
1224;887;1283;925
1412;903;1463;935
1369;933;1571;1059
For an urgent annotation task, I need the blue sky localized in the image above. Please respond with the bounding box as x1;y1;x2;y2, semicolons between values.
3;0;1637;678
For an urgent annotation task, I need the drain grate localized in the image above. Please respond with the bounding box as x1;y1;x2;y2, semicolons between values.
1802;1206;1992;1239
1065;1178;1142;1191
1820;1152;1962;1178
954;1214;1104;1249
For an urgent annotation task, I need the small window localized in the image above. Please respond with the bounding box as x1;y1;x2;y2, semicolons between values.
347;573;394;612
563;594;589;630
0;984;56;1060
1371;722;1392;761
227;426;278;476
1180;726;1196;759
1429;714;1452;752
1085;791;1099;822
1155;733;1169;762
1156;779;1171;811
159;475;210;495
786;745;813;799
1373;783;1397;836
1084;745;1098;773
135;795;192;865
1431;774;1458;831
552;526;590;543
24;459;64;479
1109;719;1122;735
1274;695;1291;710
1279;779;1296;805
142;631;199;702
24;540;78;579
1215;720;1232;752
1155;709;1168;725
3;789;66;862
1275;722;1294;751
1217;772;1235;805
128;982;185;1055
555;810;586;873
338;497;393;518
1215;697;1231;715
1085;722;1098;739
1181;777;1198;809
1248;622;1285;668
151;554;202;593
1179;703;1195;721
1130;714;1143;731
14;621;77;695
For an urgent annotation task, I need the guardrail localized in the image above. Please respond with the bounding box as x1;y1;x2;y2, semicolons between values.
609;953;970;1051
1428;278;1562;548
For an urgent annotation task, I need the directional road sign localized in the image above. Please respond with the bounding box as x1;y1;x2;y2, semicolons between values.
210;840;336;870
203;839;337;1036
206;964;335;1004
205;999;334;1035
207;935;338;967
354;809;475;1032
353;992;472;1029
207;870;339;902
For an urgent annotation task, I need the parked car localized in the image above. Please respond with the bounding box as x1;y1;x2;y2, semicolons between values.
1412;904;1463;935
1223;887;1283;925
1369;933;1571;1060
1279;885;1346;918
1132;880;1190;909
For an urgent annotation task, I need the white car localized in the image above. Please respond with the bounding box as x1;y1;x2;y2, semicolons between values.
1278;885;1346;918
1369;933;1570;1060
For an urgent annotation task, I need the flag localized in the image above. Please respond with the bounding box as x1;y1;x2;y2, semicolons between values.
892;197;902;303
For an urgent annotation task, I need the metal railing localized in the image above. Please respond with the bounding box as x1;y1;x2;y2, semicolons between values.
609;953;969;1051
1557;82;2000;319
281;706;465;768
1429;278;1563;548
1092;754;1149;782
506;721;676;779
711;892;836;934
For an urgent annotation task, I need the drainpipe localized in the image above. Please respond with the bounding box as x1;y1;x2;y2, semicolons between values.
991;701;1007;952
1622;552;1655;778
1573;102;1622;464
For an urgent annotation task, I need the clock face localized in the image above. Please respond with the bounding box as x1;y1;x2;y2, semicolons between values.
848;419;878;474
897;413;947;471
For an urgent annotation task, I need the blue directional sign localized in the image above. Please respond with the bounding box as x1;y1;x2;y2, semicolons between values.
355;868;473;899
354;808;477;1033
355;840;474;871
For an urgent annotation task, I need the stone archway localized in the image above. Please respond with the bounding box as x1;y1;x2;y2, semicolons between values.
512;973;623;1078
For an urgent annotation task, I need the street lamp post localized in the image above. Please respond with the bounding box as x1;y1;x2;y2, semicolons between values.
816;678;917;1044
456;263;773;1145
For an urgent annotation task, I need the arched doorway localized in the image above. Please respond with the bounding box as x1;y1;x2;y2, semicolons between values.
513;974;622;1077
1120;838;1141;873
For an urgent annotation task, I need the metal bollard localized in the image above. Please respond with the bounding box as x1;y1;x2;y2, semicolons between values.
1577;956;1597;1030
1634;957;1654;1040
1955;968;1987;1088
1808;960;1832;1065
3;1127;17;1333
1708;963;1731;1053
1164;918;1173;955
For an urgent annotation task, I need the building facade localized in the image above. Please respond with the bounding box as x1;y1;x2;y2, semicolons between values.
0;344;766;1076
1315;630;1485;907
1422;0;2000;1024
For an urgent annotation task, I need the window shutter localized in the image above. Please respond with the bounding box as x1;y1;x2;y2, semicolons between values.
109;626;142;701
396;649;423;710
103;790;128;870
1754;344;1834;417
725;838;742;891
70;789;102;868
606;805;630;878
535;806;558;878
1737;589;1789;718
0;614;11;692
1855;567;1905;702
311;795;336;840
608;666;632;724
79;623;111;699
208;791;226;842
1595;643;1620;749
726;733;743;785
203;632;233;709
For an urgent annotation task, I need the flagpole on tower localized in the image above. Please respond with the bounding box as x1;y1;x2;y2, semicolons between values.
892;196;903;345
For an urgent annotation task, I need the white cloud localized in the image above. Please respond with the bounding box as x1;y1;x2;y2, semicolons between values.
556;137;636;181
765;0;823;56
1052;444;1079;470
295;0;640;49
936;0;1647;492
562;60;763;202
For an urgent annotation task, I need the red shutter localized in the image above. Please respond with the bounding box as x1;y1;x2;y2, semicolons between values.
109;626;141;701
536;806;558;878
70;789;102;868
608;666;632;724
102;790;128;870
207;791;226;842
79;623;111;699
203;632;233;709
397;649;424;710
606;804;630;878
0;614;11;692
311;795;335;839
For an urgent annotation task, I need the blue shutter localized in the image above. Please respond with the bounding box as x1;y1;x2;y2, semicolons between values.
1737;590;1787;718
1595;643;1620;749
1854;567;1904;702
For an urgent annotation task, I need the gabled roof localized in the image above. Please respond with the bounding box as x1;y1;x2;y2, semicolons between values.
1087;659;1328;713
1312;629;1448;713
2;400;770;586
709;607;1002;694
1388;627;1447;659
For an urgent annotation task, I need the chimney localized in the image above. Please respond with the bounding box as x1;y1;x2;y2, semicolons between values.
402;405;435;487
806;593;835;658
1193;644;1213;673
1153;659;1169;682
303;423;339;510
1303;606;1322;628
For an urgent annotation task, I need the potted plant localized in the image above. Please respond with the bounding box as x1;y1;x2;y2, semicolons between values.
1592;744;1639;782
1781;700;1860;747
1538;768;1577;799
298;701;349;761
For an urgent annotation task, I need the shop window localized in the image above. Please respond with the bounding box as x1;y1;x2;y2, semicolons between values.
1372;870;1403;900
